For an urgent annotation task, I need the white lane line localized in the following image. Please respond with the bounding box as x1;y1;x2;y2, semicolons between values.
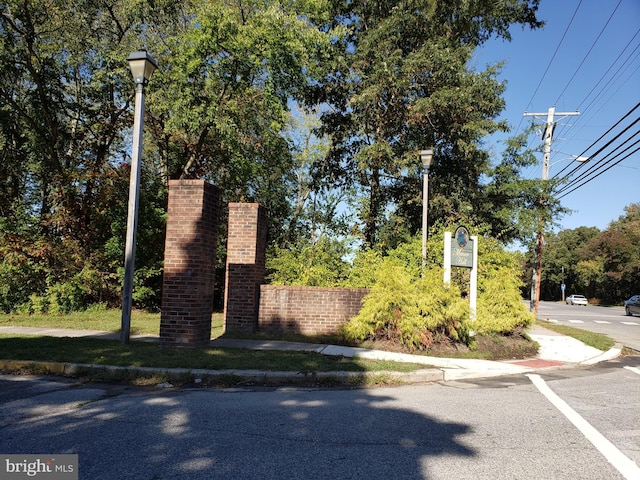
569;320;585;323
594;321;611;324
527;374;640;480
621;322;639;326
624;366;640;375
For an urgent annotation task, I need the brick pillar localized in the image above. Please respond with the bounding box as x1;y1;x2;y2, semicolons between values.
224;203;268;333
160;180;219;347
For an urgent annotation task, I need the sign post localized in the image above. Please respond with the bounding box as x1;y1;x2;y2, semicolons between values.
445;226;478;324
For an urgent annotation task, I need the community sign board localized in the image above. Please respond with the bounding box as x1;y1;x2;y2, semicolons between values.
451;226;473;268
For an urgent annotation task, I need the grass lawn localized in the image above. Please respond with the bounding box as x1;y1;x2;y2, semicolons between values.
0;311;618;384
0;311;425;380
0;334;421;374
536;320;616;351
0;309;223;337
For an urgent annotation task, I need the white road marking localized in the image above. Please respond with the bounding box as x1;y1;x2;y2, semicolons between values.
621;322;639;326
569;320;585;323
527;374;640;480
594;321;610;324
624;366;640;375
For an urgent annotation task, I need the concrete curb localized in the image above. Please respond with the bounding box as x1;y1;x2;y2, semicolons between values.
580;343;624;365
0;360;445;386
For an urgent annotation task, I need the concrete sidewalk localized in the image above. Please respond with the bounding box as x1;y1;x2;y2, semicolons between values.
0;324;623;384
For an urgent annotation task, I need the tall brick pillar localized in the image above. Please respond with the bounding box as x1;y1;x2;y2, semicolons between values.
224;203;268;333
160;180;219;347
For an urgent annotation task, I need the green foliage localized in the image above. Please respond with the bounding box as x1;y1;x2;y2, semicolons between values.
343;232;534;350
529;202;640;304
0;0;548;313
312;0;543;246
0;253;47;314
343;248;384;288
474;236;535;333
342;259;469;351
266;238;350;287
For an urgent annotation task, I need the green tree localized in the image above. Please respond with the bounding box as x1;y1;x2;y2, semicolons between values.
0;0;154;311
537;226;601;301
146;0;339;242
0;0;339;311
309;0;543;246
580;203;640;303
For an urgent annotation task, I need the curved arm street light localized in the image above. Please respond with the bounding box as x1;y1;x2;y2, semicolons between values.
121;51;158;344
532;153;588;314
545;154;589;179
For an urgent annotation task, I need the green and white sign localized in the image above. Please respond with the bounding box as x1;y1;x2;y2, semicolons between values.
451;226;473;268
444;227;478;323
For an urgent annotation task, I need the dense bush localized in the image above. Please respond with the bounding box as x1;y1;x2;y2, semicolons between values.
341;231;534;350
266;238;351;286
475;236;534;334
342;262;470;350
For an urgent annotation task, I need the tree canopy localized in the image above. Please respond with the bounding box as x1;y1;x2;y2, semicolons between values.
526;202;640;304
0;0;551;312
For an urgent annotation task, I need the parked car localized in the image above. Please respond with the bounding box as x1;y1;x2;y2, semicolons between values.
566;294;588;306
625;295;640;316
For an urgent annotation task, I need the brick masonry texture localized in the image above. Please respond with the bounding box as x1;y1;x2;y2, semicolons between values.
223;203;268;333
258;285;370;335
160;180;219;347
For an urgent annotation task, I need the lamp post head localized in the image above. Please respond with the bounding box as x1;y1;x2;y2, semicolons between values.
420;149;434;169
127;50;158;85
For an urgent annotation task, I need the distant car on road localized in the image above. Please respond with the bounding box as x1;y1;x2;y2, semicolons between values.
566;294;588;306
625;295;640;316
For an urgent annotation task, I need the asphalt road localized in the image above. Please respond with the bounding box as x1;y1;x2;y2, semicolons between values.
1;354;639;480
535;301;640;351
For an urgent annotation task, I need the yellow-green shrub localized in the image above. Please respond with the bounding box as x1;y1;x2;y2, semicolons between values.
342;231;534;349
342;262;469;351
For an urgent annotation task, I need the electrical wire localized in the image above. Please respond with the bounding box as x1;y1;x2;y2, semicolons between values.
556;126;640;189
553;101;640;178
524;0;582;114
556;138;640;199
553;0;623;106
554;33;640;145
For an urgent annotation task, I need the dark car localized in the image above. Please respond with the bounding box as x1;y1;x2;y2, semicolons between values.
625;295;640;316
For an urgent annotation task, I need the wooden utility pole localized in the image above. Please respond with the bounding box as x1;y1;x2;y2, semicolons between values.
524;107;579;314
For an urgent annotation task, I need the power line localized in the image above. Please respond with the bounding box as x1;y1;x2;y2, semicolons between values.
553;101;640;178
553;0;623;105
511;0;583;149
524;0;582;113
555;138;640;199
575;29;640;113
554;32;640;145
551;102;640;197
555;128;640;193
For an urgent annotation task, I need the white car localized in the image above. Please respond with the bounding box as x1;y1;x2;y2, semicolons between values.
566;294;588;306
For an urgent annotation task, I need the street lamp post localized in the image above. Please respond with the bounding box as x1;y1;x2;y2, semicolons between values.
121;51;158;344
420;149;434;274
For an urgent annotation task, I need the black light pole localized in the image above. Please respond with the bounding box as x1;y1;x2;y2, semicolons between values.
121;51;157;344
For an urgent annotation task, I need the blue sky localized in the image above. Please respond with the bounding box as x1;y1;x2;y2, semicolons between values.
476;0;640;232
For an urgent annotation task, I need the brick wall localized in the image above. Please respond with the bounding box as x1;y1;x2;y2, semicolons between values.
160;180;219;347
258;285;370;335
223;203;268;333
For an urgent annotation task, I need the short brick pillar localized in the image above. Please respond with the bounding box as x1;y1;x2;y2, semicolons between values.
224;203;268;333
160;180;220;347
